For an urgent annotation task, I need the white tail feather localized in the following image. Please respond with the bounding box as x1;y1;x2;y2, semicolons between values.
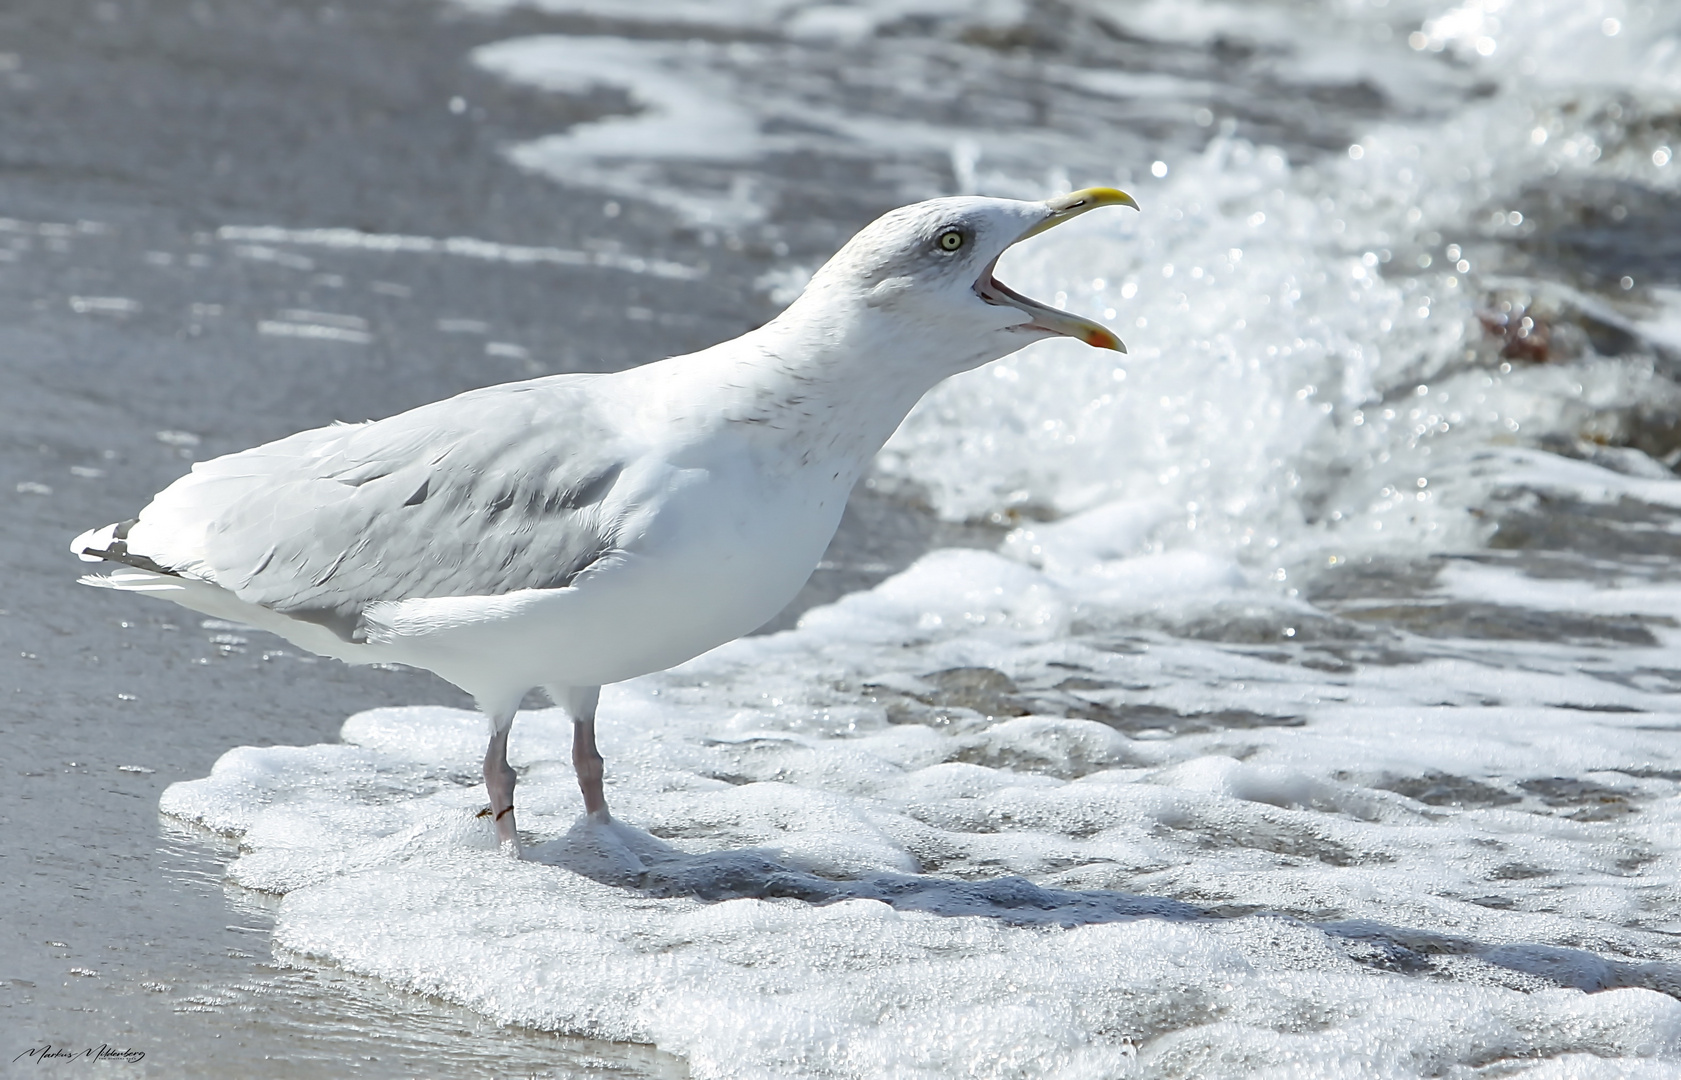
79;569;185;592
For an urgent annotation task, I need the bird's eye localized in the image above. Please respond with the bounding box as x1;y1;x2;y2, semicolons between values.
937;229;965;252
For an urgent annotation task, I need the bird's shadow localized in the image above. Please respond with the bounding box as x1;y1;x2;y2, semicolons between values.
525;816;1681;1000
527;814;1200;925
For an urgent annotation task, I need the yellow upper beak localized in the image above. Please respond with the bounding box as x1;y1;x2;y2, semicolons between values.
1022;187;1141;242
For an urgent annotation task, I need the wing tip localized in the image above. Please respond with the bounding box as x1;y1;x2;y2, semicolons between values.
71;523;115;561
70;519;184;578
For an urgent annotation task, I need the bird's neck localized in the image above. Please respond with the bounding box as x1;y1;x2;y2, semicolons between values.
656;299;979;476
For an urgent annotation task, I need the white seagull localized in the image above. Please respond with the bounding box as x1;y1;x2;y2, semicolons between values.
72;189;1137;854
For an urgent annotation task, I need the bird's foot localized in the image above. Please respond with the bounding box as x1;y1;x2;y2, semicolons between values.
478;805;522;856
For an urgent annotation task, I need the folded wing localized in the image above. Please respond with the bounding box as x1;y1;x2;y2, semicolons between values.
75;376;629;642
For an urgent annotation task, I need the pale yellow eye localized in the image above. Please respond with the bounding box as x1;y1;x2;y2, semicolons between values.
938;229;964;251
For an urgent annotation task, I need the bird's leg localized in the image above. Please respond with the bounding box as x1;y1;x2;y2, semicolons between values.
482;707;521;854
574;714;608;821
552;686;608;821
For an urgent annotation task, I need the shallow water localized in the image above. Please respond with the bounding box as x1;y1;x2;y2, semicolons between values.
10;0;1681;1076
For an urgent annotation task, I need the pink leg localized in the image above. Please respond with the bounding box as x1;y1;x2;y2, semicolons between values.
551;686;608;820
482;709;520;852
574;717;608;819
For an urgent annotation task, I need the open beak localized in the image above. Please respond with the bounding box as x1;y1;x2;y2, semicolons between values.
976;187;1139;353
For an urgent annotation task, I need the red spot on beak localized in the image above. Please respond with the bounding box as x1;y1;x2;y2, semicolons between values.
1086;328;1122;351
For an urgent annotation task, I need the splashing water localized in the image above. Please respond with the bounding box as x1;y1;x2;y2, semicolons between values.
884;0;1681;573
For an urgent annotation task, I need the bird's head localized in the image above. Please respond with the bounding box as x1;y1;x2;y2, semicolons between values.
788;188;1138;374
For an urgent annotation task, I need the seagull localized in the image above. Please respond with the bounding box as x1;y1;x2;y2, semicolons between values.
72;188;1137;854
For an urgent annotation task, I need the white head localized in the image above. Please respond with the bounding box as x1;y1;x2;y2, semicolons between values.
776;188;1138;378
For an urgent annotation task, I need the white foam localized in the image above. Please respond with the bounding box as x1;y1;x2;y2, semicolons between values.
450;0;1027;38
469;30;1136;224
163;539;1681;1075
218;225;705;280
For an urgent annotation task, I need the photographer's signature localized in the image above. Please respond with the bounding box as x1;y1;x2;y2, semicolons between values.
13;1045;146;1065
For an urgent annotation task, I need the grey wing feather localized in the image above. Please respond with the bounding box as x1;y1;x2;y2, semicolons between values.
143;376;627;640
